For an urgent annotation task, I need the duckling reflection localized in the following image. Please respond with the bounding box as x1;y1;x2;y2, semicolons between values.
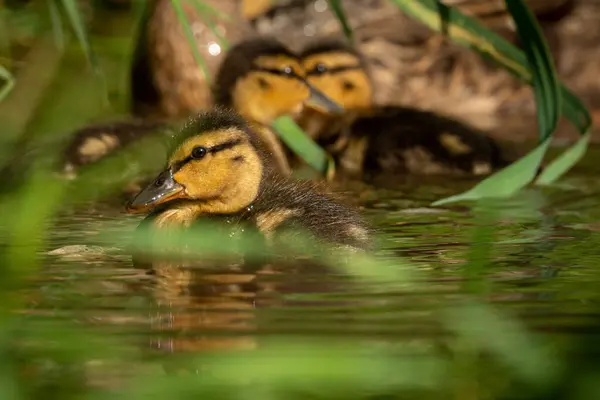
127;108;371;355
297;39;511;179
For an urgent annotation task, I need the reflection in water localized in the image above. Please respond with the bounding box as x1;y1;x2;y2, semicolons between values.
30;160;600;372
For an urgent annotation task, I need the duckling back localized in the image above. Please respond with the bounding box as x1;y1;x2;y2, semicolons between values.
250;175;372;251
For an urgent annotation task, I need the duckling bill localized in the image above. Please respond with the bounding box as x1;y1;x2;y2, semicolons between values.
127;107;371;253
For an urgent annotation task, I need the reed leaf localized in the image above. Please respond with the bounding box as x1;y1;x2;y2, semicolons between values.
272;116;335;177
387;0;590;135
327;0;354;42
386;0;586;204
0;65;15;102
188;0;230;48
187;0;233;22
536;132;591;185
171;0;212;83
505;0;560;142
58;0;97;69
47;0;65;51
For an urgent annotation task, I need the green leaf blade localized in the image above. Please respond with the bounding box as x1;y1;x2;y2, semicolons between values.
171;0;212;84
271;116;333;176
504;0;560;141
536;132;591;185
431;139;551;206
327;0;354;41
58;0;97;69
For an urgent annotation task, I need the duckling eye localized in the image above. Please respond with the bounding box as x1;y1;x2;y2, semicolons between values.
191;146;207;159
315;63;327;73
342;80;355;91
282;66;293;76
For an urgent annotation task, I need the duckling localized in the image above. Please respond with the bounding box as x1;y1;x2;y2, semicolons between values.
211;37;342;175
59;37;340;181
60;118;171;180
296;39;510;179
126;107;371;258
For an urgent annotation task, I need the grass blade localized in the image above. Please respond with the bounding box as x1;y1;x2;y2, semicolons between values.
536;132;591;185
187;0;230;49
171;0;211;84
431;138;550;206
389;0;577;204
187;0;232;22
327;0;354;41
58;0;97;69
387;0;590;135
272;116;335;177
47;0;65;52
505;0;560;141
0;65;15;102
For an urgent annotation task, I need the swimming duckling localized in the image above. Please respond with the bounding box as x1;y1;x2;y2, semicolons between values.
296;39;510;178
60;118;171;180
60;37;340;180
126;107;371;258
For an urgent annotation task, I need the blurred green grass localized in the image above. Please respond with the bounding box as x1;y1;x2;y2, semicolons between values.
0;1;599;399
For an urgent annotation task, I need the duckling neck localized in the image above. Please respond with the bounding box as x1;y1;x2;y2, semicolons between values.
246;121;291;176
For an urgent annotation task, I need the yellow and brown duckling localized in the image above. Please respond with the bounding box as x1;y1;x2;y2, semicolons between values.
211;37;342;175
126;107;371;256
59;37;341;180
296;39;511;178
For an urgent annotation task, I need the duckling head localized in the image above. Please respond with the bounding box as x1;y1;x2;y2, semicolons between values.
127;108;268;216
300;39;373;112
213;38;342;126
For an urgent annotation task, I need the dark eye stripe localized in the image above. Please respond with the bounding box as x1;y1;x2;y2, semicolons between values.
210;138;242;153
307;64;362;76
172;138;243;172
252;66;301;79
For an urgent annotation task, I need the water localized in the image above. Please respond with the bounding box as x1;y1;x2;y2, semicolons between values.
22;148;599;381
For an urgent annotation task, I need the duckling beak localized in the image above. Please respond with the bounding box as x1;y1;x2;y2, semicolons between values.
126;169;186;213
304;81;345;115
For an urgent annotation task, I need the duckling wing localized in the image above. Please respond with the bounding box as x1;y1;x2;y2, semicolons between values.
253;179;373;253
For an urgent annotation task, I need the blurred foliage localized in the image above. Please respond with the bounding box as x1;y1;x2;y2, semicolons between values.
0;1;599;399
383;0;591;204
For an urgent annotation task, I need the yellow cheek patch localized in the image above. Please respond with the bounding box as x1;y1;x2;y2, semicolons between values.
439;133;473;155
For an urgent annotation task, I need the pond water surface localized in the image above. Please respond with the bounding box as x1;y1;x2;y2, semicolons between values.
11;145;600;396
